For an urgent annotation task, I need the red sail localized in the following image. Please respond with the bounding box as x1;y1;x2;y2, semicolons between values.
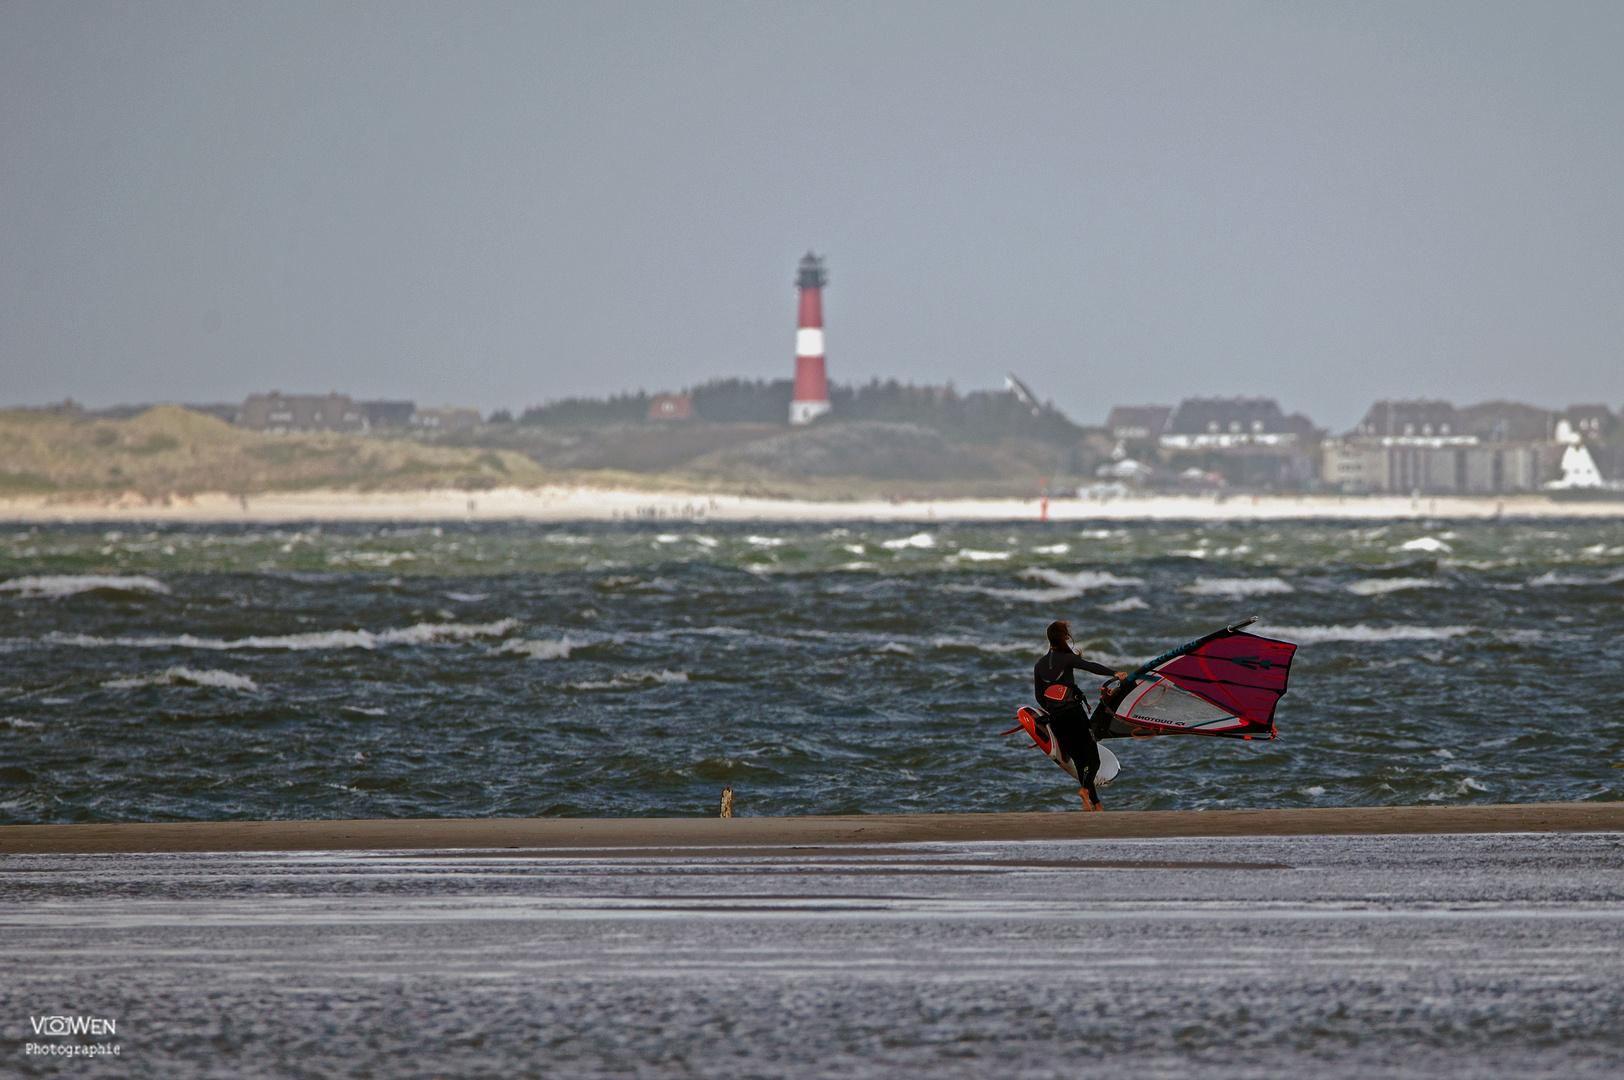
1153;631;1296;729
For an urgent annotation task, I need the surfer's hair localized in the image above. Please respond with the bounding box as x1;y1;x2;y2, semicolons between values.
1046;620;1072;649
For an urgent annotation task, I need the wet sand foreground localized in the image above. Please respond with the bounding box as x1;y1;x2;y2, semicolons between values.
5;831;1623;1076
4;801;1620;854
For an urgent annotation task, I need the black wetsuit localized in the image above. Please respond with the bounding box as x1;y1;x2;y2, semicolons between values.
1034;647;1116;794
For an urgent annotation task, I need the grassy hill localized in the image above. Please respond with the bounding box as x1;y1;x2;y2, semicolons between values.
431;419;1111;498
0;406;1111;501
0;406;547;498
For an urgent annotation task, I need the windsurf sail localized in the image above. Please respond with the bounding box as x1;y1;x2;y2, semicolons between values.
1097;616;1296;740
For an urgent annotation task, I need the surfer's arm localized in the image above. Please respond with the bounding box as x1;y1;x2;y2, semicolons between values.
1069;656;1117;679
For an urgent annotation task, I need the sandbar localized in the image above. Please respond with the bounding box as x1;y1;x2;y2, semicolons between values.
2;803;1620;855
2;487;1622;524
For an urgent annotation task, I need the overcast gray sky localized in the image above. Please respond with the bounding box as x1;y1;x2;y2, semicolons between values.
2;2;1620;429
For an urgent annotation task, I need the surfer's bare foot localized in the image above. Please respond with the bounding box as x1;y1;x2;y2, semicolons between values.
1078;789;1097;810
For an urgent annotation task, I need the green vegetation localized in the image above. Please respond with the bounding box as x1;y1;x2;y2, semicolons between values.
517;377;1088;445
0;387;1114;501
0;406;547;498
460;378;1110;496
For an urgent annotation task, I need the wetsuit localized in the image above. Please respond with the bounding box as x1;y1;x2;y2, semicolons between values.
1033;647;1116;796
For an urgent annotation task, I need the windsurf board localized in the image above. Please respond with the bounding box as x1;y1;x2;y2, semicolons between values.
1013;706;1121;787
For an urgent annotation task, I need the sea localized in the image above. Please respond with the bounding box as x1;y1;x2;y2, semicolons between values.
2;516;1621;823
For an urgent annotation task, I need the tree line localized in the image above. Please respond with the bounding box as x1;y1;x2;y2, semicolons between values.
515;378;1086;445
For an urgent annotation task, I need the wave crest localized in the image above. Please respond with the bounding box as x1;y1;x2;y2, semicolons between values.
1184;577;1294;598
1;574;169;599
1345;577;1447;596
493;637;572;660
53;619;519;652
1259;623;1471;644
102;667;258;691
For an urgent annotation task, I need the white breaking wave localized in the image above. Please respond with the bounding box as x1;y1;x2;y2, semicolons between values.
52;618;519;651
973;588;1076;604
569;669;689;690
745;535;786;547
1030;544;1071;555
102;667;258;691
492;636;572;660
1184;577;1294;598
1021;569;1146;591
960;568;1144;604
1397;536;1452;553
1345;577;1448;596
1258;623;1472;644
882;532;936;550
1100;597;1149;613
1425;777;1490;801
1;574;170;599
325;550;417;568
952;548;1011;562
1526;569;1624;587
927;637;1034;654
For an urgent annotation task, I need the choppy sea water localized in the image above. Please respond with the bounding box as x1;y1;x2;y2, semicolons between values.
1;518;1621;823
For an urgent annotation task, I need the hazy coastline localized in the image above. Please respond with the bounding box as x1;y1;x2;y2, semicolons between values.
3;486;1623;523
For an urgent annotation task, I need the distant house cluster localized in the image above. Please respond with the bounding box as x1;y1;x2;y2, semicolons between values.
1102;395;1620;494
1104;397;1321;489
233;393;480;435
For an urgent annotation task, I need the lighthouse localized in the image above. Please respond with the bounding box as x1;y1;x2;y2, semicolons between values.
789;252;831;425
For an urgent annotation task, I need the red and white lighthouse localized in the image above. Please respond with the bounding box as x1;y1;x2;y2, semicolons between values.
789;252;831;425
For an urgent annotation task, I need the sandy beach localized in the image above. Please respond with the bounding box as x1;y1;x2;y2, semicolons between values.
3;803;1619;854
1;486;1622;523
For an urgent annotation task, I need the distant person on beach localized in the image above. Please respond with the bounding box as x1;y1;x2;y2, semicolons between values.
1034;619;1126;811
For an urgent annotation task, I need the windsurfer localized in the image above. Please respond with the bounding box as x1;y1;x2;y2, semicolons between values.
1034;620;1127;810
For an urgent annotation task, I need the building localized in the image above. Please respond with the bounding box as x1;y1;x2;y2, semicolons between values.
359;400;415;429
1159;397;1305;450
789;252;831;425
1352;400;1470;442
410;406;481;432
1346;443;1543;493
1324;399;1554;493
1458;401;1556;444
1105;405;1172;443
1562;404;1617;442
646;394;693;421
1155;397;1319;486
237;393;419;433
238;392;366;433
